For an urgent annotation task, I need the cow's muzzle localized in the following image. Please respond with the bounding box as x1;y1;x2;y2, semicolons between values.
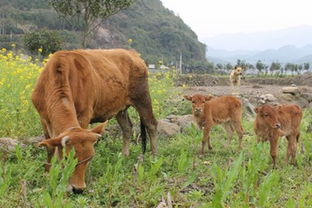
72;187;84;194
275;123;281;129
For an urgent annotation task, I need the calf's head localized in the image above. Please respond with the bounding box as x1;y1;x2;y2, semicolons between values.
233;66;243;76
37;122;107;194
254;105;281;129
184;94;213;116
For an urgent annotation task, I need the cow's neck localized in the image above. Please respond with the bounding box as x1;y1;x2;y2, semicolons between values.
48;96;80;136
193;114;204;128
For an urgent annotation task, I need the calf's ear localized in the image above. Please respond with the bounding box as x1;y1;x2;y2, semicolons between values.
205;95;213;101
90;121;108;136
37;137;63;148
254;107;259;113
183;95;192;101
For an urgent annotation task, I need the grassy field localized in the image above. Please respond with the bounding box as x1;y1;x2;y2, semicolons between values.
1;50;312;207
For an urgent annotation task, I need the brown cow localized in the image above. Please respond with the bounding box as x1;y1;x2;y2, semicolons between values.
184;94;244;155
254;104;302;168
32;49;157;193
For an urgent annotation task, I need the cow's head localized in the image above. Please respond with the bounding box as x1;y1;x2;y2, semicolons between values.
37;122;107;194
184;94;213;117
233;66;243;76
254;105;281;129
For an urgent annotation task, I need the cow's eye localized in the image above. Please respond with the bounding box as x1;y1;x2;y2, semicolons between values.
264;113;269;117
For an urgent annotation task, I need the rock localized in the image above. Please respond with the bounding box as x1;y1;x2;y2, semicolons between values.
258;94;277;104
157;120;181;137
166;114;195;131
22;135;45;144
282;86;300;95
0;138;23;152
242;98;255;116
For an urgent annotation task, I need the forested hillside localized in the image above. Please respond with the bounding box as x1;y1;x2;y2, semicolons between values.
0;0;206;64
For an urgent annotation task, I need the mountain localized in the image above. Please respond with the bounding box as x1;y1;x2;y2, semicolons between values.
207;45;312;64
204;25;312;51
0;0;206;64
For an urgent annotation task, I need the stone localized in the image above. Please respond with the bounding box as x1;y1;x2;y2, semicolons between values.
157;120;181;137
0;138;22;152
258;94;277;104
282;86;300;95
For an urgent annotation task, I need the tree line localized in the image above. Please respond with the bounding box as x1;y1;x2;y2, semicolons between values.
213;59;311;76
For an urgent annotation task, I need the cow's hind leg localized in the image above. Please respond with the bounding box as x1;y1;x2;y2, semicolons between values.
116;109;133;156
132;97;158;154
286;135;297;165
232;121;244;149
223;122;233;147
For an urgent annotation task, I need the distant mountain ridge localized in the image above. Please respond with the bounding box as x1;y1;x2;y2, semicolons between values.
204;25;312;51
207;44;312;64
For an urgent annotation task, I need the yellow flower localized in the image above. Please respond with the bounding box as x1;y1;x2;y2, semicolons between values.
38;48;43;53
1;48;7;52
11;43;16;48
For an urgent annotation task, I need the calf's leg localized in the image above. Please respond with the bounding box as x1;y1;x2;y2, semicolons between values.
269;137;279;168
116;109;133;156
286;135;297;165
201;126;212;156
223;122;233;147
232;121;244;148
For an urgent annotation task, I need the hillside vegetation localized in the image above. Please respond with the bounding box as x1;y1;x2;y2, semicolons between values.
0;0;206;64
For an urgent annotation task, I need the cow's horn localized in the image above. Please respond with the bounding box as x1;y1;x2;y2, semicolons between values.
61;136;70;147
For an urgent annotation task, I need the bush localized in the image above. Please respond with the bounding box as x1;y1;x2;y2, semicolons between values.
24;29;62;56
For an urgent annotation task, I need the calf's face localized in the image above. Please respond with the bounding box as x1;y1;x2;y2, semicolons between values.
234;66;243;76
184;94;213;116
255;105;281;129
37;122;107;194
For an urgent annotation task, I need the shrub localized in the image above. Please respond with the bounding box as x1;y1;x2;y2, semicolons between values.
24;29;62;56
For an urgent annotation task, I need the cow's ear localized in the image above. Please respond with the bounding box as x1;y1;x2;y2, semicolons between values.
183;95;192;101
90;121;108;136
254;107;259;113
37;137;63;148
205;95;213;101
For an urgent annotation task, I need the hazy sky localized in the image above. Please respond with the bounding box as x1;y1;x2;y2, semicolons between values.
160;0;312;40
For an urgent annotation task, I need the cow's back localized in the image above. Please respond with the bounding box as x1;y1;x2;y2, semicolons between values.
32;49;149;130
205;96;242;122
278;104;302;132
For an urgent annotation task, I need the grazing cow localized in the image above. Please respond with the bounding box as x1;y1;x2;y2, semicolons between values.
32;49;157;193
254;104;302;167
184;94;244;155
229;66;243;95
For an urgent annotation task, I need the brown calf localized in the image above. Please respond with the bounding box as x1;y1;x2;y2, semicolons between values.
184;94;244;155
254;104;303;167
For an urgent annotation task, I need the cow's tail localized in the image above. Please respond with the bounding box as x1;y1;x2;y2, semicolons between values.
140;119;147;154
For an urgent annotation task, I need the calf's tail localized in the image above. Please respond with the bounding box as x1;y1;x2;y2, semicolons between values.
140;119;147;154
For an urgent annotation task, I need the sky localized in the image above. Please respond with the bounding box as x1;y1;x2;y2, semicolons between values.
160;0;312;41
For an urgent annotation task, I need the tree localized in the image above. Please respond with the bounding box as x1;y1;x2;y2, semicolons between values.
269;61;281;75
216;63;223;70
304;62;310;71
256;60;265;75
225;63;233;71
24;29;62;57
49;0;134;47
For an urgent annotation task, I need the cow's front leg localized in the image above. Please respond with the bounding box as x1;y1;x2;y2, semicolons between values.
269;136;279;168
201;126;212;156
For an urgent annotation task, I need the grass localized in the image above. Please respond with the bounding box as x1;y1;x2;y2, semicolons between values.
1;49;312;207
